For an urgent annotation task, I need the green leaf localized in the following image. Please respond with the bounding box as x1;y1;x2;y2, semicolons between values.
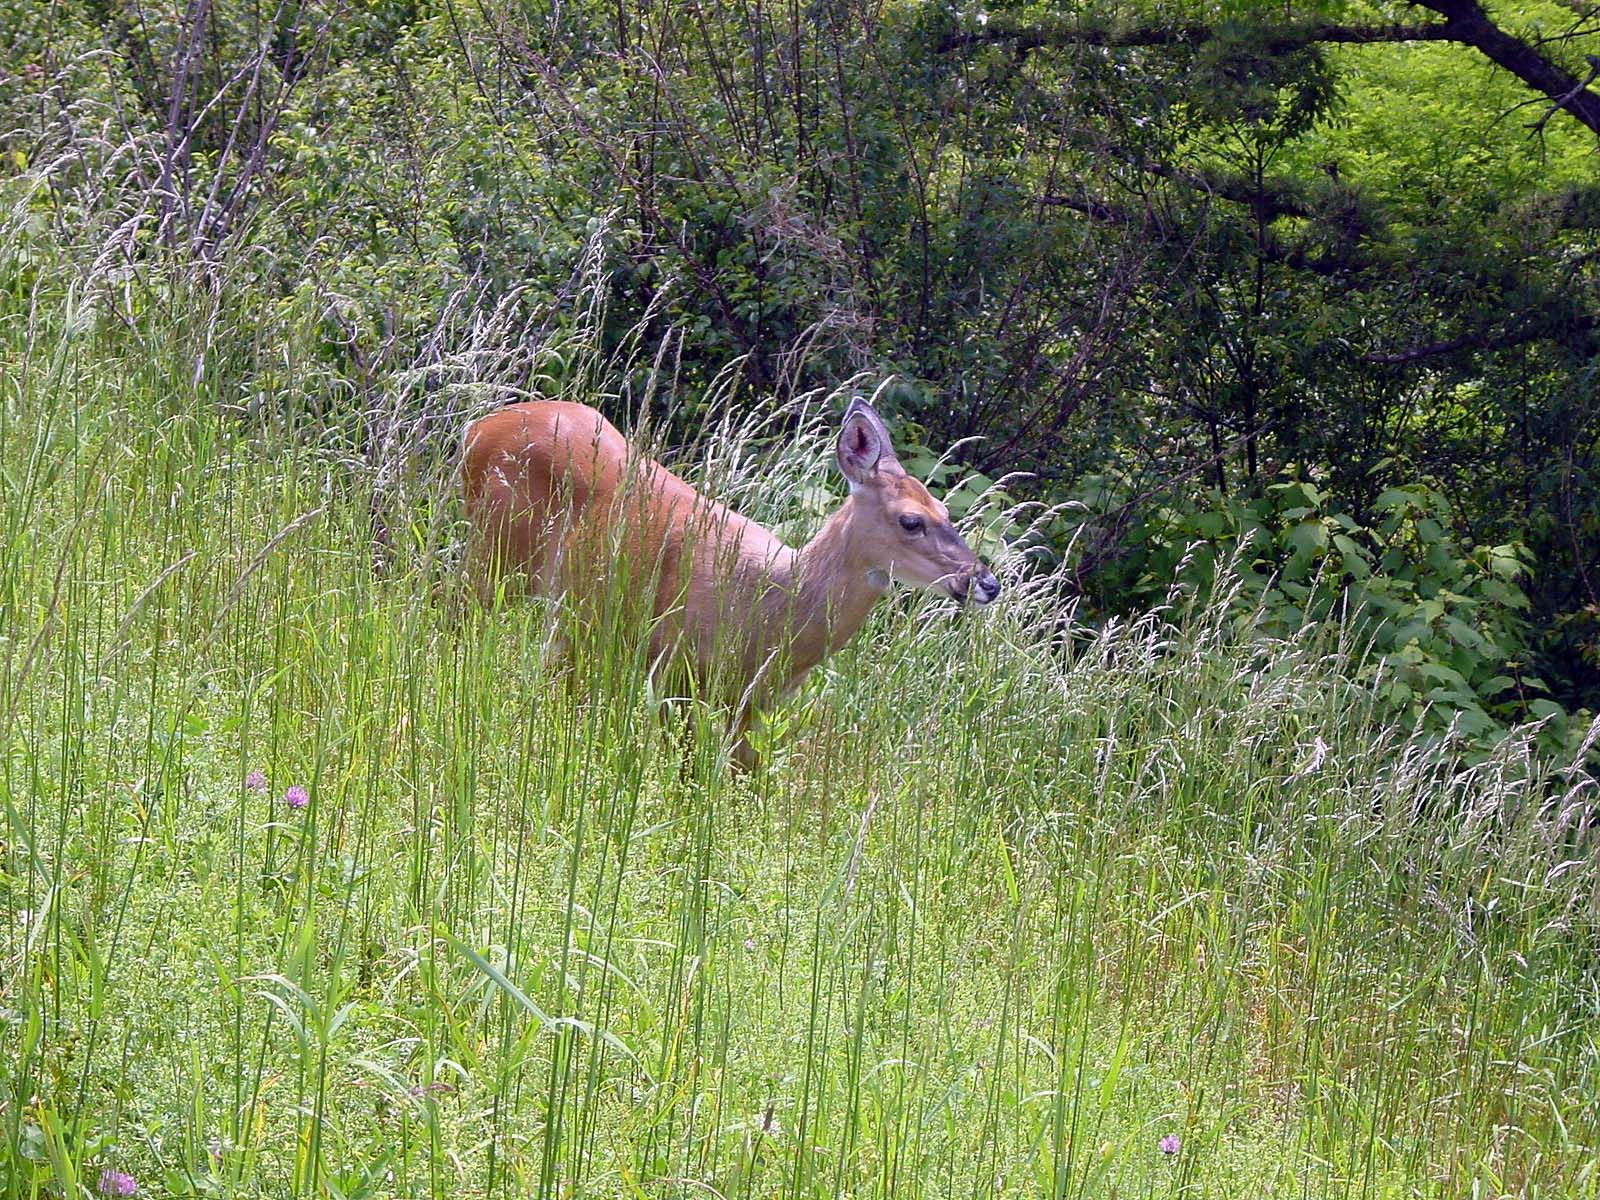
1446;705;1495;737
1374;488;1419;512
1418;662;1469;689
1285;519;1328;558
1487;545;1525;580
1478;579;1529;610
1441;617;1485;651
1332;534;1370;579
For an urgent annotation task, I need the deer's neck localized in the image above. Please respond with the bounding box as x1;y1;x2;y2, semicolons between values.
768;498;888;682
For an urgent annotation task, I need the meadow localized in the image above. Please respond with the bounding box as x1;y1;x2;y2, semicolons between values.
3;235;1600;1200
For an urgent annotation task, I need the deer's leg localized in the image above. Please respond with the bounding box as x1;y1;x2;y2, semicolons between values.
729;706;761;773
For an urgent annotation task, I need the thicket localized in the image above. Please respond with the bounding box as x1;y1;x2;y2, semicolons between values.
7;5;1600;1192
4;264;1600;1195
2;0;1598;760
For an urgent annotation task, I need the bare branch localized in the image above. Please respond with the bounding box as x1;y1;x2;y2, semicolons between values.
1530;54;1600;134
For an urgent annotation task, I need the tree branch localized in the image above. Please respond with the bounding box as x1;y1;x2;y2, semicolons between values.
1363;313;1600;364
943;4;1600;138
937;18;1455;55
1529;54;1600;133
1138;159;1311;221
1041;190;1370;277
1397;1;1600;137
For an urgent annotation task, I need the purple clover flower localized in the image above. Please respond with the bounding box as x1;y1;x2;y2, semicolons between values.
1158;1133;1180;1156
245;769;267;793
284;785;309;810
98;1169;138;1196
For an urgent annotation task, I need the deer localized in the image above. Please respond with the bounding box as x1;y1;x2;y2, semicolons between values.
459;395;1001;767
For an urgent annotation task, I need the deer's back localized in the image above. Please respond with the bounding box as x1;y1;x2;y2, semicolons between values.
462;401;794;686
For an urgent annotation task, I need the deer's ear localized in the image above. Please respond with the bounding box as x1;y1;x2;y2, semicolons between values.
837;401;902;488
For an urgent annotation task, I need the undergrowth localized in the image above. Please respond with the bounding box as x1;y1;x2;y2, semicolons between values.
2;196;1600;1200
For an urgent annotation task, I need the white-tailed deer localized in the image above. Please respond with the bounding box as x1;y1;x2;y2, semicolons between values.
460;397;1000;765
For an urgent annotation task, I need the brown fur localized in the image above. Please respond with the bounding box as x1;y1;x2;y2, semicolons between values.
461;399;997;765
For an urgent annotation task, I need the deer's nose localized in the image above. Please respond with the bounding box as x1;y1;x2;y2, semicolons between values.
974;570;1001;604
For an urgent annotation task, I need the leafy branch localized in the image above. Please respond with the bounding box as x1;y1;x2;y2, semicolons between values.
943;1;1600;139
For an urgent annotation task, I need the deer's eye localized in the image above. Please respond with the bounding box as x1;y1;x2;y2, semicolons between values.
898;514;926;534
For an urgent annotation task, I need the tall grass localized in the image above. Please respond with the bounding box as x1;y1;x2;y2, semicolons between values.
2;196;1600;1200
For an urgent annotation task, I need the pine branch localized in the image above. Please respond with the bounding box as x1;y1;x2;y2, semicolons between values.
937;18;1455;55
942;4;1600;138
1363;314;1600;364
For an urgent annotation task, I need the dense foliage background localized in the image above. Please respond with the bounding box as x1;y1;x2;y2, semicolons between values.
3;0;1598;754
6;4;1600;1196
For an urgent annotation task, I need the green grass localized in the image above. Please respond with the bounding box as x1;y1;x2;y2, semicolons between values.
3;224;1600;1200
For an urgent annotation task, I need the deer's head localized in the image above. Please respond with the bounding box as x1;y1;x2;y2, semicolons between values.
837;399;1001;606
